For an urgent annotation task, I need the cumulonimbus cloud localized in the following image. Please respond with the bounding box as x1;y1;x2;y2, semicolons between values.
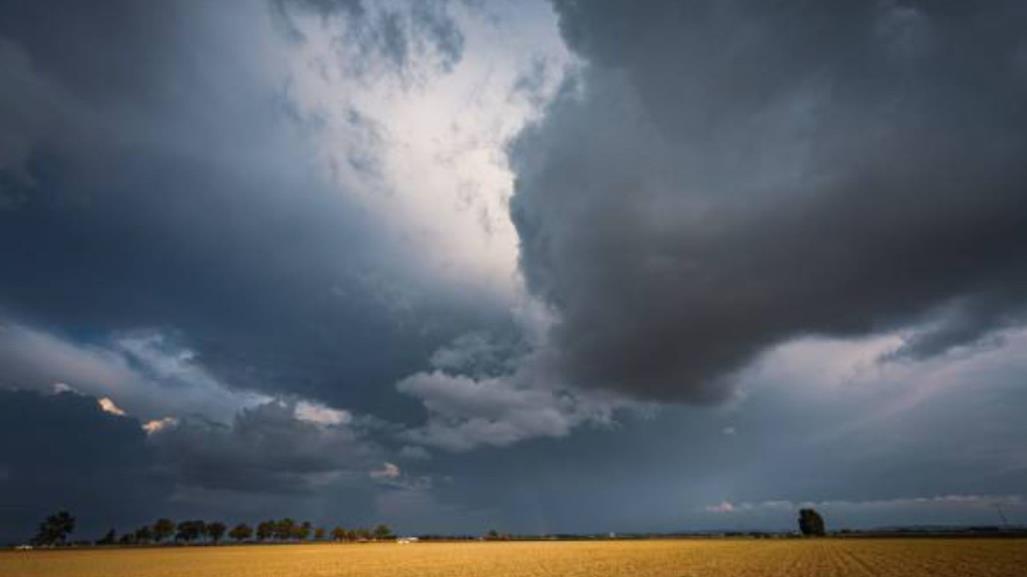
510;0;1027;402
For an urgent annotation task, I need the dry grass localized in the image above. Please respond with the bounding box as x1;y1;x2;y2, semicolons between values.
2;539;1025;577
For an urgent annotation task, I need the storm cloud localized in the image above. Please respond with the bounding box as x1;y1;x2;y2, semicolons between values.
2;0;1026;540
0;389;172;544
0;0;508;415
510;0;1027;401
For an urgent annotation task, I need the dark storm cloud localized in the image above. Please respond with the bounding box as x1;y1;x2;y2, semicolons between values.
150;400;379;494
0;389;172;544
0;389;402;542
510;0;1027;401
414;336;1027;533
0;0;497;414
0;0;518;537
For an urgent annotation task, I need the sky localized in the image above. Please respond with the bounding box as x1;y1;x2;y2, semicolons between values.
1;0;1026;543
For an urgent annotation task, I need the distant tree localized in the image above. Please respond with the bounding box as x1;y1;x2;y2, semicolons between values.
176;520;206;543
294;521;312;541
314;527;326;541
206;522;227;544
275;518;297;541
372;524;393;540
229;523;253;542
798;508;826;536
486;529;500;540
96;528;117;546
354;527;371;541
31;511;76;546
330;526;347;542
256;520;275;541
118;533;136;546
134;525;153;544
152;518;176;543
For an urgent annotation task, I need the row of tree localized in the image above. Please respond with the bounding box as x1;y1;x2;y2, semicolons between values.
31;508;828;545
31;511;394;547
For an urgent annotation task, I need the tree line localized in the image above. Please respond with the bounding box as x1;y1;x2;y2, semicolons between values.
30;511;394;547
29;508;829;546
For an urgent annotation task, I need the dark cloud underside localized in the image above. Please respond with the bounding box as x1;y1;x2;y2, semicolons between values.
511;0;1027;401
0;390;172;543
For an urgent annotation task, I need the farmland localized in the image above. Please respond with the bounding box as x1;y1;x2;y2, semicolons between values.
2;539;1025;577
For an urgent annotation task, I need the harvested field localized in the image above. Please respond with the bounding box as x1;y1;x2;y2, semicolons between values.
2;539;1025;577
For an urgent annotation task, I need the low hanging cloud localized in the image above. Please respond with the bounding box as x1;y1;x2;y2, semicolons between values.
703;495;1026;529
509;0;1027;402
395;332;634;451
705;494;1026;515
397;370;583;451
148;398;381;495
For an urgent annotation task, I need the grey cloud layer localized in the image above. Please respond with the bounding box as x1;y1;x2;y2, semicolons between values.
0;387;411;543
0;0;499;539
0;0;503;414
511;0;1027;401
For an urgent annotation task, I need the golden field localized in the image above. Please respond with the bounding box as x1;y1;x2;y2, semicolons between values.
2;539;1026;577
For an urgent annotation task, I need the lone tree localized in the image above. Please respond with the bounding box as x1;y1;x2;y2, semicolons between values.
152;518;176;543
229;523;253;542
31;511;76;546
798;508;826;536
314;527;326;541
206;521;227;544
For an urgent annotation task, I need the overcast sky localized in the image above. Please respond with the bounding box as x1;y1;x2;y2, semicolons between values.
2;0;1026;543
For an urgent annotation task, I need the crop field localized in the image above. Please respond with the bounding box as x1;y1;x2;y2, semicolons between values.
2;539;1025;577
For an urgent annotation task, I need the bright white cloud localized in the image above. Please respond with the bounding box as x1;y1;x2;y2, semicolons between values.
705;501;736;513
97;397;126;416
396;351;637;452
142;417;179;436
294;400;352;426
281;0;572;304
370;462;401;480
